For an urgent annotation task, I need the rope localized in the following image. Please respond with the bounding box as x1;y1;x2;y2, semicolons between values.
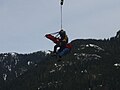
61;5;63;30
60;0;64;30
50;32;59;35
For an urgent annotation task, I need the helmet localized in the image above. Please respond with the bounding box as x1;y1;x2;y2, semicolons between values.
59;30;66;36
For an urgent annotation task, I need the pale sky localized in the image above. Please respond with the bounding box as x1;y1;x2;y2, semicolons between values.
0;0;120;53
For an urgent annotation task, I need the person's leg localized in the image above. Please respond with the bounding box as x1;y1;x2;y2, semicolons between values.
58;48;70;57
57;48;70;62
53;44;60;53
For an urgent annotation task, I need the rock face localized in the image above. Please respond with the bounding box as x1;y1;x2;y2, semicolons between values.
0;31;120;90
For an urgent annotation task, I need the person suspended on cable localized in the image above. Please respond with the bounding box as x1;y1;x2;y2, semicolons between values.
53;29;68;54
45;29;72;61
